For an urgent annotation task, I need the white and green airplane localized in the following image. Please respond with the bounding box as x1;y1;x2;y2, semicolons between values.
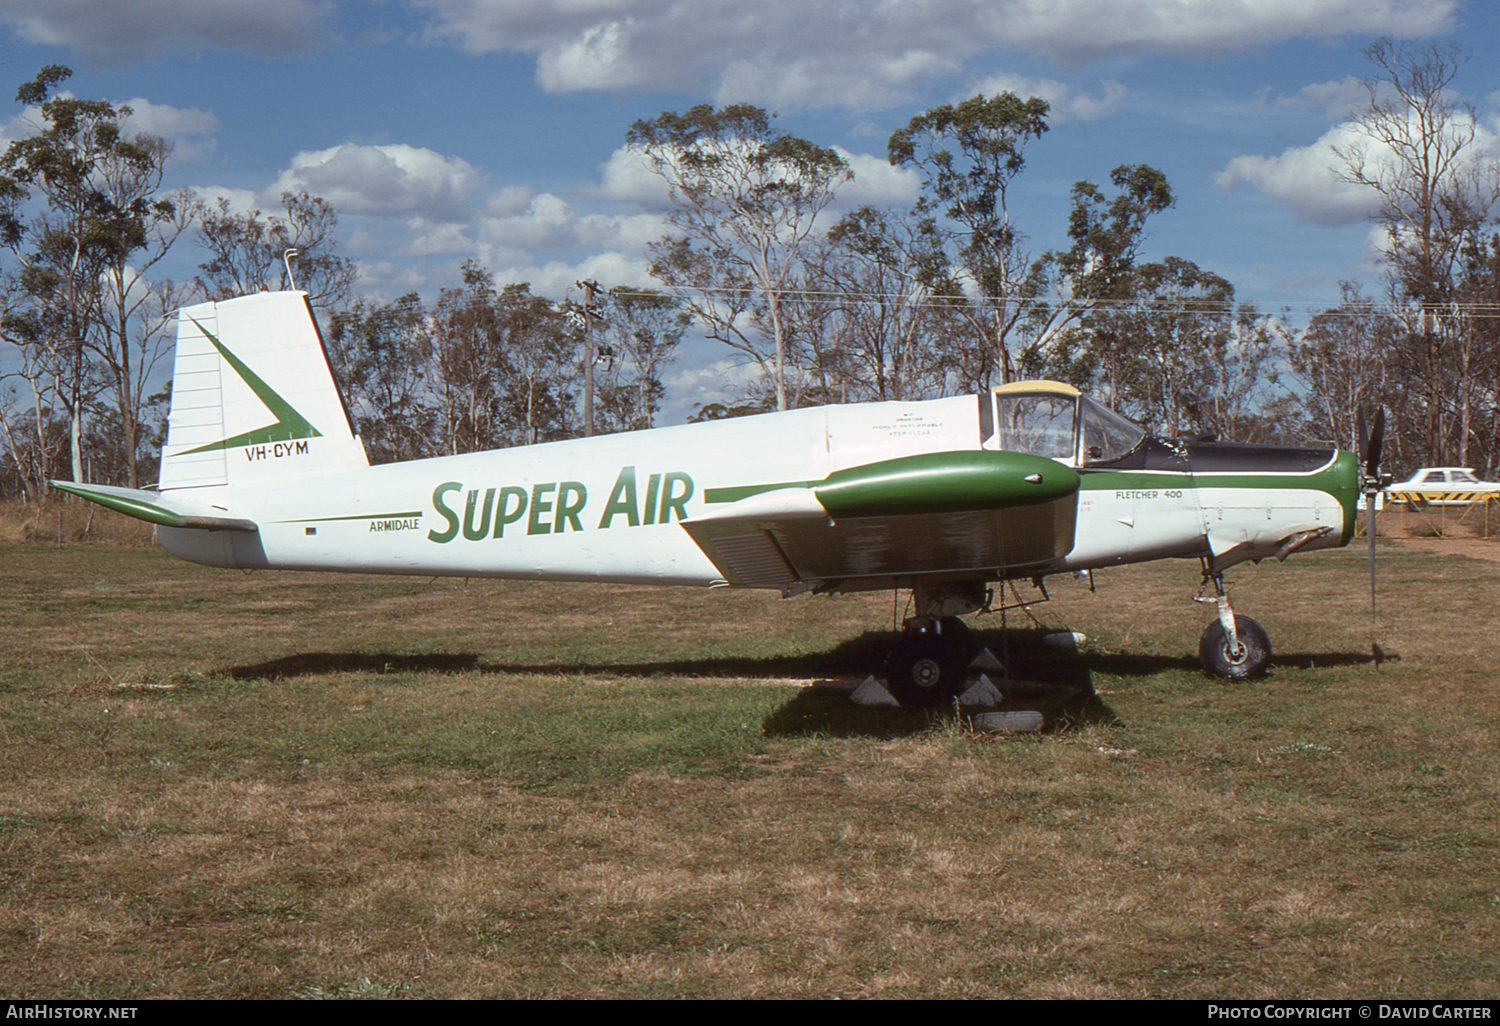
54;289;1381;705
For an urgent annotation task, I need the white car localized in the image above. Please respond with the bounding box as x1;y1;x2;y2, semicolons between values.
1388;467;1500;506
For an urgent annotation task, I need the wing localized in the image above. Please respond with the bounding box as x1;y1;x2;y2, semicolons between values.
682;450;1079;594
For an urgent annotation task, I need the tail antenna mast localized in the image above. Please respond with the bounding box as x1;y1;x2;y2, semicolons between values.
282;249;300;292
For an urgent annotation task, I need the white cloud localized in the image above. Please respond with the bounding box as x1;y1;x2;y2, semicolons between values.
188;186;260;217
594;147;670;207
1267;77;1372;119
830;149;921;210
594;143;918;212
1216;123;1379;226
396;217;476;259
0;0;332;64
965;74;1127;123
476;189;662;260
0;92;219;156
660;354;766;421
118;98;219;163
1218;113;1500;228
117;97;217;138
414;0;1459;107
485;184;537;217
270;144;486;222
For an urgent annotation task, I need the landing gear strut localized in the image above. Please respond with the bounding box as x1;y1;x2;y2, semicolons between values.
1196;565;1271;680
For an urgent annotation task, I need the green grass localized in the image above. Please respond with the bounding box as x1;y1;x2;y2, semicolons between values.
0;535;1498;997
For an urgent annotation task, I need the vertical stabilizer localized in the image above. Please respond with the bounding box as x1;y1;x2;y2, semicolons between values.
159;291;367;494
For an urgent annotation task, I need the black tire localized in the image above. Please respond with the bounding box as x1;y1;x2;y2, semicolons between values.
1198;615;1271;680
937;615;973;656
886;625;972;706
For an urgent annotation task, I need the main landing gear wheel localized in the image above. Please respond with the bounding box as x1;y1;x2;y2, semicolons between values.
886;618;973;707
1198;615;1271;680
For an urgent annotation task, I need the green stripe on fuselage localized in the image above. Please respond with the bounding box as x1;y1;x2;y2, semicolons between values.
703;481;815;504
276;511;425;524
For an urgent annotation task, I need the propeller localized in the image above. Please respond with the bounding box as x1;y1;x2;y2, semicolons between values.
1355;406;1389;633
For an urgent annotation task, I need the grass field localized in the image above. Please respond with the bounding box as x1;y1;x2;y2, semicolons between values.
1;519;1498;999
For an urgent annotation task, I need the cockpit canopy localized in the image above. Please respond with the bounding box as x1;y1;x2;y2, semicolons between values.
981;381;1145;467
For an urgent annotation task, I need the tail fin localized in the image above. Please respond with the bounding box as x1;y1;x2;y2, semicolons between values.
160;290;368;494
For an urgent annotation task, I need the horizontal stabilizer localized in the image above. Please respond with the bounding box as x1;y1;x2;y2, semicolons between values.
50;481;258;533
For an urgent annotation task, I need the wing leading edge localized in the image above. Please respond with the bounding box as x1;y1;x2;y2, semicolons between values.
682;450;1080;594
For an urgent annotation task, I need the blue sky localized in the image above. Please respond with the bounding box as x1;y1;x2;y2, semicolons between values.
2;0;1497;420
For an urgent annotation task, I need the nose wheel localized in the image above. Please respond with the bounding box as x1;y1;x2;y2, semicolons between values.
1198;614;1271;679
1196;565;1271;679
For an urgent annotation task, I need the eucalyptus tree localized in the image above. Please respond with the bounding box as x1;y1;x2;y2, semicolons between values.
627;104;851;410
888;93;1051;387
1069;257;1277;439
194;191;357;311
1453;230;1500;476
88;135;195;488
428;262;505;455
589;286;685;433
493;283;579;447
327;292;438;464
1283;282;1401;456
1332;37;1500;466
0;65;175;484
0;271;59;501
816;204;960;401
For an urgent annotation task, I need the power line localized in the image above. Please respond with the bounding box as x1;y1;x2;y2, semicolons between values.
588;282;1500;320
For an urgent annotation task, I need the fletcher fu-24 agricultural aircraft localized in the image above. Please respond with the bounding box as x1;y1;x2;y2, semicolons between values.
56;290;1385;706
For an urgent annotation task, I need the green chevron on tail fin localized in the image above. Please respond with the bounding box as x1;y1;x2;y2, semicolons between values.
176;320;324;456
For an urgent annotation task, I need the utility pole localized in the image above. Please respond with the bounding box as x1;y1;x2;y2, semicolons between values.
576;279;600;436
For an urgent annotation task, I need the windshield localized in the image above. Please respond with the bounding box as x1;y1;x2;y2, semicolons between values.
1078;396;1145;463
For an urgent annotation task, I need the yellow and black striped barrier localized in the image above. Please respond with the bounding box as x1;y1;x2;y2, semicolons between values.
1387;490;1499;506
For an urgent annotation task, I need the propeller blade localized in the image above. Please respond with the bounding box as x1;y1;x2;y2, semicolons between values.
1367;408;1384;478
1356;407;1369;468
1359;405;1386;644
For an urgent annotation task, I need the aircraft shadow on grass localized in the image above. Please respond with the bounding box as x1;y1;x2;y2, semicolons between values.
223;631;1389;738
225;628;1386;681
220;629;1108;737
227;629;1063;681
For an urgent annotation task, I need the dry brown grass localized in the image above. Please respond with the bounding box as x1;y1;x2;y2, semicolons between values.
0;534;1498;998
0;498;156;546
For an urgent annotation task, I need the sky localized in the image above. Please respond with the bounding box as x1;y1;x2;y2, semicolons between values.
1;0;1497;422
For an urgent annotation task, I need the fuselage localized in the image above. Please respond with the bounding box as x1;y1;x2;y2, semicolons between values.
158;389;1359;591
